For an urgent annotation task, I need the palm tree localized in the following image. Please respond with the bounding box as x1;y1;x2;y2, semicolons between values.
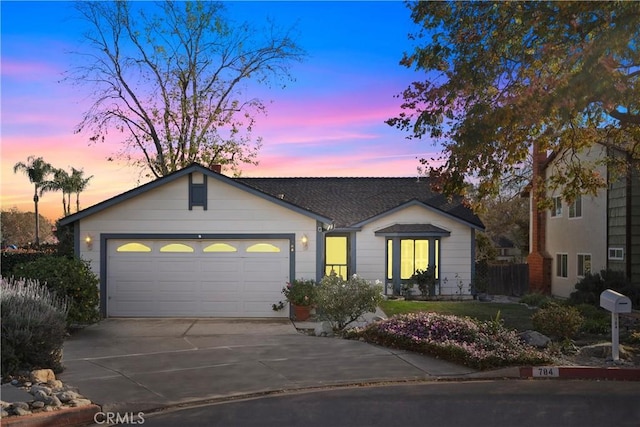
13;156;53;246
40;168;74;216
70;168;93;213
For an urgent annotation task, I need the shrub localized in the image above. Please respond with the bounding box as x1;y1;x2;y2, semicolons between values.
574;304;610;335
316;273;383;331
532;303;584;340
1;251;51;277
12;255;100;325
569;269;640;309
1;277;69;377
519;292;551;308
352;312;551;370
272;278;317;311
411;266;437;296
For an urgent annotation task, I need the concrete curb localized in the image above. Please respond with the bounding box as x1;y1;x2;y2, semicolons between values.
519;366;640;381
1;366;638;426
0;404;101;427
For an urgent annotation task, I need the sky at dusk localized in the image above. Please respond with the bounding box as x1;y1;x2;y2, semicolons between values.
1;1;438;221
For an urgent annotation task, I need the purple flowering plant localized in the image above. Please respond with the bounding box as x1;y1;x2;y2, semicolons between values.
351;312;552;370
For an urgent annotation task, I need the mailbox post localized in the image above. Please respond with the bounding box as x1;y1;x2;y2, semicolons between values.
600;289;632;361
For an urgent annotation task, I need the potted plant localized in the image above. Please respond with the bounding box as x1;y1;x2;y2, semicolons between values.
411;266;437;299
272;279;317;321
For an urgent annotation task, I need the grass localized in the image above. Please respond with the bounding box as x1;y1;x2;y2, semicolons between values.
379;299;534;332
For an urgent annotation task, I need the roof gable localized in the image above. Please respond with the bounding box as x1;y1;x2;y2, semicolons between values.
58;164;332;226
59;163;483;230
236;177;484;230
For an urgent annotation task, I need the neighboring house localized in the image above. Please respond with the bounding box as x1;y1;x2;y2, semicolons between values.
527;143;640;298
58;163;483;318
492;236;522;263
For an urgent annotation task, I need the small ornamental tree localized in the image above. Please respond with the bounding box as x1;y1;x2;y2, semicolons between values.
316;273;383;331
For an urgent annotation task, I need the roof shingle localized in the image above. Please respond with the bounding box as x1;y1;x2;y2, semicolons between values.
235;177;483;229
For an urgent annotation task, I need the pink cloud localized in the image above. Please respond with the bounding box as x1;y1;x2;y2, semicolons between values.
1;59;63;80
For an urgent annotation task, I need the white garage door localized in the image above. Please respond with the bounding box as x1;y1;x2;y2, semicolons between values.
107;239;290;317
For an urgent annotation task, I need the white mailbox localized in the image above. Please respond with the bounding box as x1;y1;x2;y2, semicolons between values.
600;289;632;313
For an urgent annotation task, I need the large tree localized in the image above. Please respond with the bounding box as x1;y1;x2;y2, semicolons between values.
13;156;54;246
1;208;55;248
70;1;304;178
388;1;640;205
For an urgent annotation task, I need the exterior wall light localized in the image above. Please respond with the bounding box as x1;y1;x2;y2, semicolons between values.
85;235;93;250
301;234;309;250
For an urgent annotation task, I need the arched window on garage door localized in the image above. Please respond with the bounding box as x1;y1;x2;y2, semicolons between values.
246;243;280;253
160;243;195;252
203;243;238;252
116;242;152;252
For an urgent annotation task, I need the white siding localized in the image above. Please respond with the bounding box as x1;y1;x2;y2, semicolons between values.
78;173;318;280
545;148;608;298
356;204;475;295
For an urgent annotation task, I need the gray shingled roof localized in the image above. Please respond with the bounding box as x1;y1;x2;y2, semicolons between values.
235;177;484;230
57;164;483;230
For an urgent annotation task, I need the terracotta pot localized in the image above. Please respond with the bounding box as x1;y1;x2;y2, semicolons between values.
292;304;312;321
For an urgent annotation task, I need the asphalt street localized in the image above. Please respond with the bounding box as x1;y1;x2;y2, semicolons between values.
138;380;640;427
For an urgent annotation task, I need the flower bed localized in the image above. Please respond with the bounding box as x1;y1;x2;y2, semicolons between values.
350;312;552;370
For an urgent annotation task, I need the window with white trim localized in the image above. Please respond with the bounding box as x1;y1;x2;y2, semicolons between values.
569;195;582;218
551;197;562;217
577;253;591;277
608;247;624;261
556;253;568;278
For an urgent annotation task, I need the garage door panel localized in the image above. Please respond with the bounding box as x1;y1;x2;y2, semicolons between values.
107;239;290;317
199;301;242;314
112;279;156;293
154;301;199;312
201;259;241;272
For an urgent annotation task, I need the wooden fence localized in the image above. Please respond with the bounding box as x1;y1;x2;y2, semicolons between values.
477;263;529;297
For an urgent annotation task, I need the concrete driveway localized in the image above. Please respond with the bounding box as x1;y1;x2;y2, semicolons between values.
58;318;476;413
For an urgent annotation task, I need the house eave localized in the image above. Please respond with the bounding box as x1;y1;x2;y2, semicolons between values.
352;199;484;231
58;163;333;227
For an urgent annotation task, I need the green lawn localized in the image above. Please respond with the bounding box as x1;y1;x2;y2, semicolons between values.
379;299;534;332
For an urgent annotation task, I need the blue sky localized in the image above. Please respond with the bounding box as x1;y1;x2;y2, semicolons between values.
1;1;437;220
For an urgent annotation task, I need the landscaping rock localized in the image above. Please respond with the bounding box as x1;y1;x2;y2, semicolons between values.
578;343;633;360
30;369;55;384
519;330;551;348
30;384;52;396
32;390;49;402
12;406;31;416
12;402;30;411
31;401;45;409
70;398;92;407
314;321;334;337
1;409;9;418
45;395;63;407
48;379;64;389
57;390;80;403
